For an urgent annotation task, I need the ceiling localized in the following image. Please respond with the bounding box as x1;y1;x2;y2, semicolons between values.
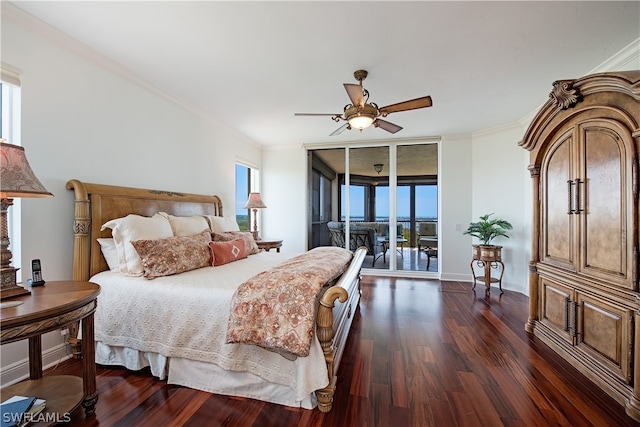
7;1;640;148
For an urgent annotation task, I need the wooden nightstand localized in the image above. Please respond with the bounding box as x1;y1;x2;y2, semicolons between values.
0;281;101;421
256;238;283;252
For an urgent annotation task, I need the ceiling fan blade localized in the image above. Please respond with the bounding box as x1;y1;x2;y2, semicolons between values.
330;123;350;136
374;119;403;134
294;113;341;116
379;96;432;114
344;83;364;107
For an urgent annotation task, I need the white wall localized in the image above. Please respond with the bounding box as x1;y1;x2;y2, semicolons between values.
438;135;474;282
259;125;529;294
261;145;307;254
1;9;262;385
260;124;530;293
263;136;476;281
469;124;529;294
464;38;640;297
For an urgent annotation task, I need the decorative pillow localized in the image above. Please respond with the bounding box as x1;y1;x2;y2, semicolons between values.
101;213;173;276
208;238;247;266
97;238;119;272
212;231;259;255
131;231;212;279
207;215;241;233
157;212;209;236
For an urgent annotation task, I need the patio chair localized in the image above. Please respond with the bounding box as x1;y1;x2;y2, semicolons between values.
417;222;438;270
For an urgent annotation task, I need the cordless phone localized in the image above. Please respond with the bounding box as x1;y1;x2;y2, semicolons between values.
29;259;45;287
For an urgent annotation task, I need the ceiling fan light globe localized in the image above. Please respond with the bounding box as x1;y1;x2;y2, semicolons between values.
348;115;375;130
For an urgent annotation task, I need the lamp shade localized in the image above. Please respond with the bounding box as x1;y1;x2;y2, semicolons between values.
243;192;266;209
1;142;53;198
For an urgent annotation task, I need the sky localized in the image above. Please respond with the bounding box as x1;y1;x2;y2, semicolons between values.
383;185;437;218
343;185;438;219
236;164;249;215
237;163;438;219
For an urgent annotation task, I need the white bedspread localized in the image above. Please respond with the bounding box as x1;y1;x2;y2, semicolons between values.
91;251;330;403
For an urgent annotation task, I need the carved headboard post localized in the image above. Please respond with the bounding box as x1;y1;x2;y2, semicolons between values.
63;179;91;358
66;179;91;282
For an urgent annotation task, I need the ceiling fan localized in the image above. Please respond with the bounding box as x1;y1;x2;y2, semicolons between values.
295;69;432;136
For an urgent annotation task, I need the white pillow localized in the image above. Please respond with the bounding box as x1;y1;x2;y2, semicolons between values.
157;212;210;236
101;213;173;276
207;215;240;234
97;238;120;272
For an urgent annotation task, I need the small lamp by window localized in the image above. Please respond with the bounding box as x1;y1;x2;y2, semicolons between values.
1;141;53;302
243;192;266;241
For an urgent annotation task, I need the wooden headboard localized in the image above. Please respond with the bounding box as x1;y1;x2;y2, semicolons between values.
66;179;223;281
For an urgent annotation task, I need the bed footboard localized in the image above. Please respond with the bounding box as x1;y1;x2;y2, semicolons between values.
315;247;366;412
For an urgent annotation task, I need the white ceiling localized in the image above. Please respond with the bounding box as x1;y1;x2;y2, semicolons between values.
8;1;640;147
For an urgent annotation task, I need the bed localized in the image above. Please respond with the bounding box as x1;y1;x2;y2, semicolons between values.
65;179;366;412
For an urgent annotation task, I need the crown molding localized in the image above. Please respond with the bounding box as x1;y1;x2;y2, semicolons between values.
588;37;640;74
482;36;640;139
439;133;473;143
2;3;182;108
4;2;637;148
471;121;524;139
0;62;21;86
2;2;256;145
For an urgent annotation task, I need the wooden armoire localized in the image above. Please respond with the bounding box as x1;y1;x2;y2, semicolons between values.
520;71;640;420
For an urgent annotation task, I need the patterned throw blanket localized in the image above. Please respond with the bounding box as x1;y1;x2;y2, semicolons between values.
226;246;353;359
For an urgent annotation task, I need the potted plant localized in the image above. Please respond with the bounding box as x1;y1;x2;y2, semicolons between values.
464;213;513;262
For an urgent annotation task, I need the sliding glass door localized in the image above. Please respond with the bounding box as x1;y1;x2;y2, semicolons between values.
348;146;390;270
396;144;438;272
308;148;342;249
308;141;438;273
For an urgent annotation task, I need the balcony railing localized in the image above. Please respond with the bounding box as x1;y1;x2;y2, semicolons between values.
349;219;437;247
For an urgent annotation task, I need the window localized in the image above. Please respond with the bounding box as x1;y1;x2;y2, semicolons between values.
375;186;389;221
416;185;438;220
1;66;22;280
340;184;365;221
1;83;21;142
310;152;337;248
235;162;260;231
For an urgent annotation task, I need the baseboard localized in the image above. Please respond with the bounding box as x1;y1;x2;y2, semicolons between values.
502;280;528;295
0;343;71;388
440;272;473;282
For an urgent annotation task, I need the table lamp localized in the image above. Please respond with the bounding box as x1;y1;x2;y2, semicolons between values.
243;192;266;240
1;141;53;301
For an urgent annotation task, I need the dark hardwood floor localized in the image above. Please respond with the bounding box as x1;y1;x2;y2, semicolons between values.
48;276;640;426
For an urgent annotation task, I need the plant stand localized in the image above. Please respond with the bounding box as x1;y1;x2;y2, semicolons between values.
470;244;504;294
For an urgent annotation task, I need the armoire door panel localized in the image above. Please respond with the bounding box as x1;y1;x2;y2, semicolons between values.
576;292;631;383
540;277;573;343
542;131;576;270
579;120;635;288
